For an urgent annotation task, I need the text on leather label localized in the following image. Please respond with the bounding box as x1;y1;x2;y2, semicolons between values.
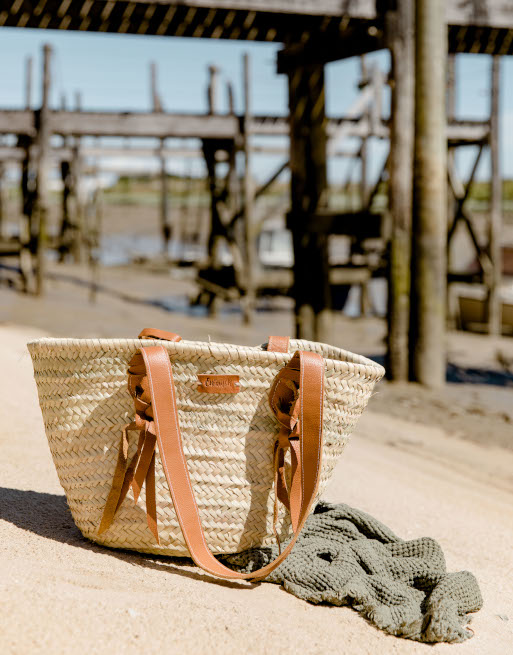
197;374;240;394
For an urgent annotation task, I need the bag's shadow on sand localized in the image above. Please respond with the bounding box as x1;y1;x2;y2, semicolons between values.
0;486;256;590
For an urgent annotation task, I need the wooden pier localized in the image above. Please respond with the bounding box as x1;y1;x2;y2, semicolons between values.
0;0;511;385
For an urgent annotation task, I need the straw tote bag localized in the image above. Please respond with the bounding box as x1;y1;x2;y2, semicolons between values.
29;327;384;580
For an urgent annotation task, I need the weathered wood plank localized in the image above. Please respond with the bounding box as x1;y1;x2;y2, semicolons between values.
0;162;5;238
242;52;256;324
25;56;33;110
287;210;381;239
46;111;240;139
1;0;511;53
0;111;35;136
288;63;331;342
0;106;490;144
277;27;383;71
33;44;52;295
446;1;513;29
488;56;502;335
411;0;447;387
150;61;171;253
386;0;414;382
54;0;378;19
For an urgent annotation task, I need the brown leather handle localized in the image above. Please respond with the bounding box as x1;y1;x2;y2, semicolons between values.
138;328;182;342
267;335;290;352
140;345;324;581
139;327;289;353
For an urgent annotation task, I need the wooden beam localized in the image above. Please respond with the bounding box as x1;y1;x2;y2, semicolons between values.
207;65;219;115
34;111;239;139
359;56;369;209
227;80;235;115
287;210;381;239
366;151;389;210
106;0;378;19
277;27;383;72
0;111;35;136
227;159;288;229
253;115;385;138
445;2;513;29
288;63;330;342
150;60;163;112
446;54;456;313
386;0;415;382
123;0;513;26
447;120;489;143
0;162;5;239
151;61;171;253
1;107;485;143
68;92;85;263
0;141;355;164
0;144;202;162
1;0;511;52
33;43;52;295
411;0;447;387
370;62;383;136
447;151;493;280
488;55;502;335
242;52;255;324
25;56;33;110
447;143;485;244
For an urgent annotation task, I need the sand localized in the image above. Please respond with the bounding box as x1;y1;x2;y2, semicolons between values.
1;318;512;655
1;258;513;654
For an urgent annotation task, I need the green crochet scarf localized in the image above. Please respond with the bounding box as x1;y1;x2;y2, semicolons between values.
224;502;482;643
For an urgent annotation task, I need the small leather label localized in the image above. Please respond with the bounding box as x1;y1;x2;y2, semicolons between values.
197;374;240;394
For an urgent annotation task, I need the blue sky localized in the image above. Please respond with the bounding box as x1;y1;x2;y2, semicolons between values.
1;27;512;182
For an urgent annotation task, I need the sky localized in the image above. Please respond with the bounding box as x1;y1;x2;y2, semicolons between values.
1;27;512;183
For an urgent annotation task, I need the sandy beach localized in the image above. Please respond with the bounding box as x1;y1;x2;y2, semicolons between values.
3;4;513;652
1;266;513;654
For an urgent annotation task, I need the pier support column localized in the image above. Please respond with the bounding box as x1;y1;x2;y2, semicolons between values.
488;56;502;336
150;61;171;255
410;0;447;386
0;162;5;239
386;0;415;381
33;43;52;295
242;53;255;325
287;64;330;342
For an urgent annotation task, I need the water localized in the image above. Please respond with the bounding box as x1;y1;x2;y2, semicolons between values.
99;234;206;266
98;232;388;319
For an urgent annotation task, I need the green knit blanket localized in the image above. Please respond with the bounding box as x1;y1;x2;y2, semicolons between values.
224;502;483;643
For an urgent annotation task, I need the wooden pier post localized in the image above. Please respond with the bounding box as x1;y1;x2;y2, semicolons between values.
203;65;223;316
386;0;415;381
242;53;255;325
410;0;447;386
19;144;34;292
207;66;219;116
25;56;33;109
446;54;458;328
33;43;52;295
150;61;171;255
288;63;330;342
18;54;34;291
488;56;502;335
359;56;369;209
72;91;85;263
0;162;5;239
59;94;72;261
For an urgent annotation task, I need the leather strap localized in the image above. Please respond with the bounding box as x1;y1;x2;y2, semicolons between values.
138;327;289;355
267;336;290;353
140;345;324;580
138;328;182;342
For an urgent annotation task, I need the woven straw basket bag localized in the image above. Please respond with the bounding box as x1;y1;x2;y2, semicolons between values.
29;328;384;580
